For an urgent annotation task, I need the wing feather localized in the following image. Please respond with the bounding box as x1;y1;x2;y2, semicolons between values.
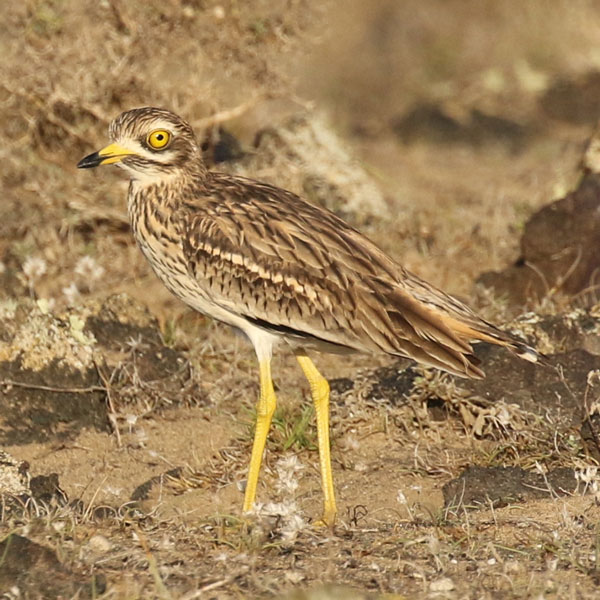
178;172;542;378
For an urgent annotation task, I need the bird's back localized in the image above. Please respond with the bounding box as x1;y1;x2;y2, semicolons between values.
167;172;536;378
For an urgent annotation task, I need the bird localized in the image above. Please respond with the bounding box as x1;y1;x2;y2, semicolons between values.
77;106;545;527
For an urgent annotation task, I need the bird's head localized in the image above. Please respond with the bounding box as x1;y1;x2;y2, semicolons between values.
77;107;203;183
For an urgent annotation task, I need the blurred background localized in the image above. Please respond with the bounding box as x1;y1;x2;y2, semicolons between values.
2;0;600;319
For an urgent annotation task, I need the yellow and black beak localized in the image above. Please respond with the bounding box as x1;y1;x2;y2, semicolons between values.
77;142;137;169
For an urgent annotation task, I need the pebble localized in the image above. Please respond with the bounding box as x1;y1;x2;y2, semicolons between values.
429;577;455;592
87;534;112;554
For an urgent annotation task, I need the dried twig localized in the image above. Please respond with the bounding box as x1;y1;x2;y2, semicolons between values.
194;95;262;130
94;360;122;448
0;380;105;394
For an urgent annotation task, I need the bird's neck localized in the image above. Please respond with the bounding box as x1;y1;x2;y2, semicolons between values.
129;164;208;207
127;177;185;251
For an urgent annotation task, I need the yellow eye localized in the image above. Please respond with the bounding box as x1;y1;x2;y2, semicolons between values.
147;129;171;150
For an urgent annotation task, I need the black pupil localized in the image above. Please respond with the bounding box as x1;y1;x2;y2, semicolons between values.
156;134;164;141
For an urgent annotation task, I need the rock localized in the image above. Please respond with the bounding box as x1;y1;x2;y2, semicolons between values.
392;103;533;152
429;577;455;592
0;451;30;496
515;307;600;356
29;473;67;506
201;126;245;165
442;465;577;509
86;534;112;555
459;345;598;429
332;308;600;455
0;451;67;516
332;307;600;495
130;466;184;502
330;359;416;407
0;294;206;445
84;293;162;347
539;70;600;125
478;174;600;308
336;344;600;430
0;534;105;599
229;113;389;225
0;298;96;372
0;298;107;444
330;307;600;511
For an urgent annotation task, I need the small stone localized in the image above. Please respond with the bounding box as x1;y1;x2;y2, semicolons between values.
0;451;30;496
87;534;111;554
505;560;521;573
285;571;304;584
429;577;455;592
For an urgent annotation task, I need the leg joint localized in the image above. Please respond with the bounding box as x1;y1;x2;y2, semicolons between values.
256;399;276;419
311;376;329;404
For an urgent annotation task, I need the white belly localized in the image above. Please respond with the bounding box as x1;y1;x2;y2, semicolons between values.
137;236;281;360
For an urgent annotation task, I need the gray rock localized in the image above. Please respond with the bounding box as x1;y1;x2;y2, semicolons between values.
230;113;389;225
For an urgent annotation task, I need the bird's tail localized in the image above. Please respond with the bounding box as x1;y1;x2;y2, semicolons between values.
444;315;551;368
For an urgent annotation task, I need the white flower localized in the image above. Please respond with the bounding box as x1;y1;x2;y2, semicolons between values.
587;370;600;386
274;454;304;495
22;257;47;281
258;501;308;541
75;256;105;281
125;414;138;427
104;485;123;497
62;282;80;304
263;501;295;518
575;466;598;485
280;513;307;541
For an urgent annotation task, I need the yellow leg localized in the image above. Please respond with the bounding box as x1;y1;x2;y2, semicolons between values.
243;358;277;514
296;354;337;527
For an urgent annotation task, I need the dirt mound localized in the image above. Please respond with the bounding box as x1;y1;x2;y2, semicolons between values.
0;295;203;445
478;173;600;308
